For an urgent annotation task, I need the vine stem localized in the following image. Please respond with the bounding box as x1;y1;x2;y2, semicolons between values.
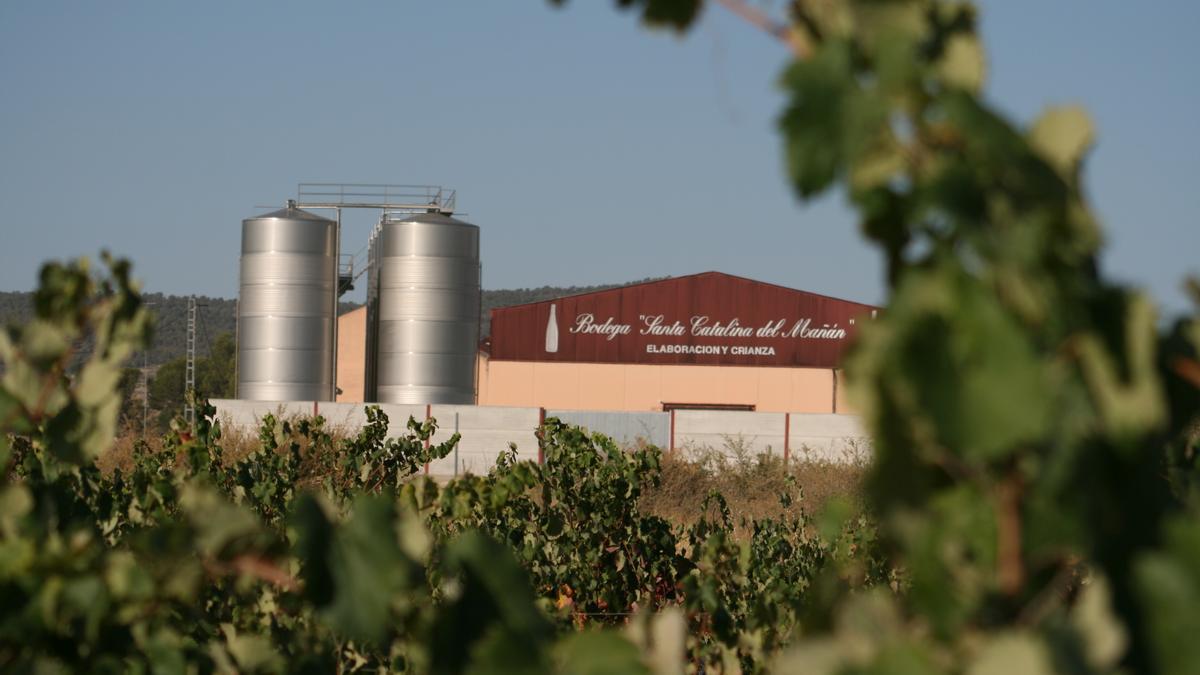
205;555;299;591
1172;356;1200;389
1015;555;1081;627
714;0;811;58
996;472;1024;595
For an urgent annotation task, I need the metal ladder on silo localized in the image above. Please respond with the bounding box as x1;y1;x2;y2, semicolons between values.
184;296;196;428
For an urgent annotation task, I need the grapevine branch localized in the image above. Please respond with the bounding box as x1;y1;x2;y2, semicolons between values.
1172;357;1200;389
714;0;811;58
995;472;1025;596
206;555;299;592
1015;554;1082;627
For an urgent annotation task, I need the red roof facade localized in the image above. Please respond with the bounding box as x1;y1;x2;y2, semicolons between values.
488;272;878;368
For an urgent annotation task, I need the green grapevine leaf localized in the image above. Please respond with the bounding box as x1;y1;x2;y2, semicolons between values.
939;34;986;93
555;631;650;675
1029;105;1094;177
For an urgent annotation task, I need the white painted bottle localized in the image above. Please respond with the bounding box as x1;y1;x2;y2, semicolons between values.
545;303;559;353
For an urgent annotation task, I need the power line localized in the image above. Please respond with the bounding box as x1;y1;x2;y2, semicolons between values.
142;301;158;440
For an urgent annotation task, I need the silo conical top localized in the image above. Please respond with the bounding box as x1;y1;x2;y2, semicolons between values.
250;205;335;222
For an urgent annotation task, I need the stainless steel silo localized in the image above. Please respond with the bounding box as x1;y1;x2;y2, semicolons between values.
373;212;480;404
237;204;337;401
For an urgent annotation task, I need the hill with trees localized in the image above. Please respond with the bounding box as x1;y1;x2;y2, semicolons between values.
0;278;663;368
0;291;247;366
2;279;659;430
479;278;663;336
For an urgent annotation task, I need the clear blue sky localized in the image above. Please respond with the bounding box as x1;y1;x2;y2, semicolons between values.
1;1;1197;314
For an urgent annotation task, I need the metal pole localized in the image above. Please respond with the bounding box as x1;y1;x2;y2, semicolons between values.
142;348;149;440
331;207;340;402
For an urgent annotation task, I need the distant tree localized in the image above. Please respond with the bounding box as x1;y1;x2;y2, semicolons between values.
117;367;141;428
197;331;235;399
148;357;185;429
147;331;236;429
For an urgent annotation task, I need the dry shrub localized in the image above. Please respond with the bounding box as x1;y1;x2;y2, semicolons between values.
98;422;163;475
97;410;354;479
641;434;867;531
213;419;262;464
98;419;868;531
215;411;356;486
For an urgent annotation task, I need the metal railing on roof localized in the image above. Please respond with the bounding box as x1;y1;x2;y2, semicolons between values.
296;183;455;214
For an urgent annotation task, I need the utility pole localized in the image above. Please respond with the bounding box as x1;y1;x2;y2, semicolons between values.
184;296;197;427
142;301;157;440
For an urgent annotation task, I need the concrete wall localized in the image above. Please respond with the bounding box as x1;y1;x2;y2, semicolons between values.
212;399;426;437
211;399;870;475
212;399;318;432
213;399;539;477
316;401;427;436
478;356;840;413
670;410;868;462
787;413;871;463
674;410;788;458
548;410;670;449
426;405;541;477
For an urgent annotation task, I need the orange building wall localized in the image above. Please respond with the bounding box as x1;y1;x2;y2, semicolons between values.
834;368;852;414
476;355;842;413
334;313;851;413
336;307;366;403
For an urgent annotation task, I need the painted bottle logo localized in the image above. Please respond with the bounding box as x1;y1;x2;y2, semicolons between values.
545;303;559;353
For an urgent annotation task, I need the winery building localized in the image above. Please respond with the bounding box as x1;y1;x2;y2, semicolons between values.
338;271;877;414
